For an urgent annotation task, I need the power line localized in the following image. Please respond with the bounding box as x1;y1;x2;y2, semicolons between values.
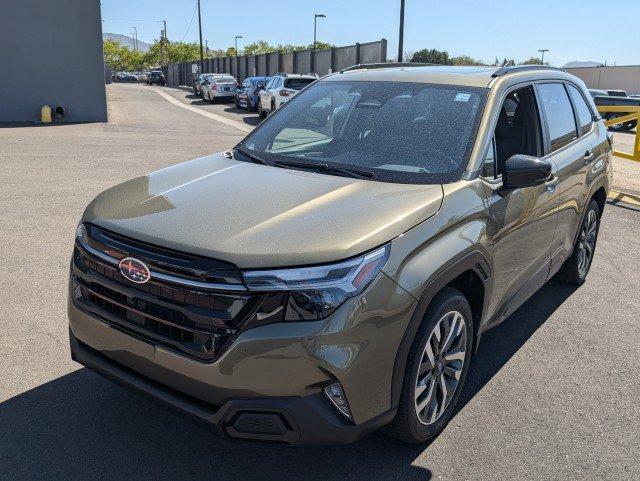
102;17;163;23
181;4;198;42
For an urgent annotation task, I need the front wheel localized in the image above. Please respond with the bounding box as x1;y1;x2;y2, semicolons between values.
559;199;600;285
258;100;267;119
385;287;473;444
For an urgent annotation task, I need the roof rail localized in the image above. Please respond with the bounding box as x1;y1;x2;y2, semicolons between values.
340;62;434;73
491;65;566;77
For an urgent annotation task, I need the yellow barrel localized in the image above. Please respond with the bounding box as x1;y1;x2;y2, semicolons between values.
41;105;52;123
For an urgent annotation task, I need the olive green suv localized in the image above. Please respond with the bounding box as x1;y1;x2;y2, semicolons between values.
68;64;611;445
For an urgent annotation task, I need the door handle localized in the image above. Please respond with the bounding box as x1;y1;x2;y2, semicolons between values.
584;149;594;163
545;175;559;191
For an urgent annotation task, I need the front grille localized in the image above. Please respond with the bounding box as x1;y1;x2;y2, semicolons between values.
72;224;286;362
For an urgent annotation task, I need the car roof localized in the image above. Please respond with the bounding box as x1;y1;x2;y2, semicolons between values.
275;73;317;79
325;64;571;88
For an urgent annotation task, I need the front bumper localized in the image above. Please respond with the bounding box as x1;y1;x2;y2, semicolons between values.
68;271;417;445
70;330;394;445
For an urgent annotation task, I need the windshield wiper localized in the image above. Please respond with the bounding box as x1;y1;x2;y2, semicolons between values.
273;159;375;180
234;147;269;165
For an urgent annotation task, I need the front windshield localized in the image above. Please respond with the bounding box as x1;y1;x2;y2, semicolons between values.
240;80;487;183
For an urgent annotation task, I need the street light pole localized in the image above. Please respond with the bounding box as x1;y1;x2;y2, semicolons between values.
538;48;549;65
398;0;405;62
197;0;204;73
235;35;243;56
132;26;138;51
314;14;326;50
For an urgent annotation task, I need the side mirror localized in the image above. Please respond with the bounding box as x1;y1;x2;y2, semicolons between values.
503;155;552;189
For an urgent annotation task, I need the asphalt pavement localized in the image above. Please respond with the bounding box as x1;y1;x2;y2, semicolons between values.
0;83;638;481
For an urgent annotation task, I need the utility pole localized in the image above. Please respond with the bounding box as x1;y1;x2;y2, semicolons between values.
398;0;405;62
197;0;204;73
132;26;138;52
313;14;326;50
538;48;549;65
162;20;168;66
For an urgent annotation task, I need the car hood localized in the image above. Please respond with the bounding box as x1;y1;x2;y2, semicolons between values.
82;153;443;268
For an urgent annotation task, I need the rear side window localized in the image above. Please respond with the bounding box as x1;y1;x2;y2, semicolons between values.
538;83;577;152
567;84;593;136
285;78;316;90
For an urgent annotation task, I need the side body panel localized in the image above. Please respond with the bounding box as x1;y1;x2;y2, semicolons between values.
483;180;557;325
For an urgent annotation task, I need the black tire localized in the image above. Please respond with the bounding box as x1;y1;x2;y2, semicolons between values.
559;199;600;285
606;114;635;132
385;287;474;444
271;100;276;114
235;97;241;109
258;100;267;119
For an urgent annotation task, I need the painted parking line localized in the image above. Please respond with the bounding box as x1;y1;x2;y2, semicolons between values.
152;89;254;133
608;190;640;207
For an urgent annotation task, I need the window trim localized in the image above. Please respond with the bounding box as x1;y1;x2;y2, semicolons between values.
479;81;545;180
565;82;595;137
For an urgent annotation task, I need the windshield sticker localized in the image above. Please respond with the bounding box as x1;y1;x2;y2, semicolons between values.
455;93;472;102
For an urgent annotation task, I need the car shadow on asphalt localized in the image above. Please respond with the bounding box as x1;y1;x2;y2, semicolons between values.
0;281;578;481
455;280;578;414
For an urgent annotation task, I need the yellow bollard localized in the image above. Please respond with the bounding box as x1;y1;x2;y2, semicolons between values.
41;105;52;123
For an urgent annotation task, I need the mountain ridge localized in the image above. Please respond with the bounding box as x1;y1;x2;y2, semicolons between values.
103;33;151;52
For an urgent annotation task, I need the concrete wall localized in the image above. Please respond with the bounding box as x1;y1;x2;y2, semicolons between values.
168;40;388;86
0;0;107;123
314;50;332;76
566;66;640;95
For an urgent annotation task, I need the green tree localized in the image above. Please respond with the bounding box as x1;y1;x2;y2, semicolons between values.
103;39;128;72
410;48;450;64
310;41;332;51
451;55;486;66
225;47;237;57
168;41;205;63
241;40;277;56
521;56;545;65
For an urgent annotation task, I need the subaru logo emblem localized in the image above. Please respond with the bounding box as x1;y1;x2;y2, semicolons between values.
118;257;151;284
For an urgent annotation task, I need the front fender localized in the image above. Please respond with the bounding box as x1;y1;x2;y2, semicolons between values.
382;180;493;408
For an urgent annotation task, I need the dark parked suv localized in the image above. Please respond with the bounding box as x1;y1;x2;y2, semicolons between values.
147;70;165;86
68;65;611;445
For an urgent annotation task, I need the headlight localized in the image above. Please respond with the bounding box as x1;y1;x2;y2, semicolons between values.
76;223;87;239
243;244;390;321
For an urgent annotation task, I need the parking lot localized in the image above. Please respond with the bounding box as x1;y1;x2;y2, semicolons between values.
1;82;639;481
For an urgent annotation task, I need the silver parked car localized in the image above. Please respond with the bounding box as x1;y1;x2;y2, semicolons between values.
201;75;238;103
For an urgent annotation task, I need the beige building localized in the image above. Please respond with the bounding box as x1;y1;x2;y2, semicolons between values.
565;65;640;94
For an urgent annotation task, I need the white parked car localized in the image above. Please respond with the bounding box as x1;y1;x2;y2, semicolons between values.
201;75;238;103
257;74;317;118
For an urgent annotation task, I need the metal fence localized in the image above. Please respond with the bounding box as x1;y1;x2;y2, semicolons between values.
163;39;387;88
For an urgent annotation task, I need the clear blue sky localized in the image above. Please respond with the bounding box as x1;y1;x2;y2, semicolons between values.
101;0;637;67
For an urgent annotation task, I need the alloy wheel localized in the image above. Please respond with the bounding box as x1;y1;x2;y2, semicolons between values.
414;310;467;425
577;209;597;277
